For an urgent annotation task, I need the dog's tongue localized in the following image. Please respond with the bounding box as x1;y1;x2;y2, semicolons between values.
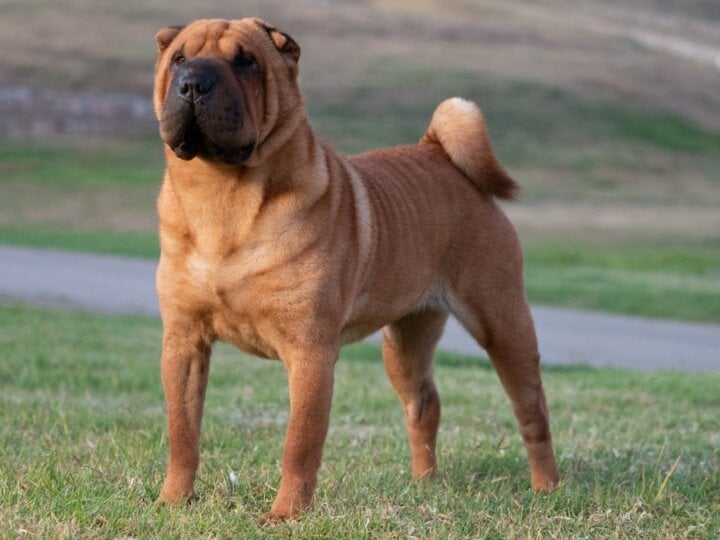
173;142;198;160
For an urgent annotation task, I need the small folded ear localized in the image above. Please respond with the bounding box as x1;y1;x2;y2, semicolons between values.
256;19;300;64
155;25;184;52
268;28;300;63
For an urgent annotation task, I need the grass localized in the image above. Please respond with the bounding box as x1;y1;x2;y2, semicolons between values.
0;226;159;259
3;64;719;208
0;136;164;188
2;0;720;129
307;63;720;165
523;244;720;323
0;304;718;537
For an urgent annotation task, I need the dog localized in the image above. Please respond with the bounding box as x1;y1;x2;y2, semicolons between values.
153;17;559;522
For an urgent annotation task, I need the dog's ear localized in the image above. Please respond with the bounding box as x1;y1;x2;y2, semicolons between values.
256;20;301;65
268;28;301;63
155;25;184;52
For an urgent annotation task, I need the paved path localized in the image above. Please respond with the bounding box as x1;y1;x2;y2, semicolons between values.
1;245;718;372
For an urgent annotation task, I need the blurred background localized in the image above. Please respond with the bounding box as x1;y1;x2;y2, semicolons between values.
1;0;719;323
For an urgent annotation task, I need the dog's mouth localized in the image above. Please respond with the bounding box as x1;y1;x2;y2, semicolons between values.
165;118;256;165
170;122;255;165
160;56;258;166
171;119;203;160
161;86;255;165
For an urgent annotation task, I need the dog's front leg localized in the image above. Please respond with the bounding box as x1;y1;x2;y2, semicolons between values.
157;326;211;504
261;350;336;523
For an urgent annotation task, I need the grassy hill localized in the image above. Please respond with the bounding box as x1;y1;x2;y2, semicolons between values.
1;0;719;321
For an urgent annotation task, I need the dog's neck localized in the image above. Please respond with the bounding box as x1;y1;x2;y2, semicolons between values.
160;113;336;254
164;112;328;200
243;101;307;169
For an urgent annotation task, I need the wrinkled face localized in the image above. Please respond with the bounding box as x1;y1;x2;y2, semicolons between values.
154;18;301;165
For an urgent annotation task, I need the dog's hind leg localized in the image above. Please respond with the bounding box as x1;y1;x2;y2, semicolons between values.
382;309;448;479
451;260;559;491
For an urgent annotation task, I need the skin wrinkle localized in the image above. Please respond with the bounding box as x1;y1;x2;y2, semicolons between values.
153;17;558;522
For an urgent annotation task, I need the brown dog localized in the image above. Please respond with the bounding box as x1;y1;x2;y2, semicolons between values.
153;18;559;521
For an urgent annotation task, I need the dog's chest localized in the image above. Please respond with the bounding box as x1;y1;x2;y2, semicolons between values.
178;249;271;355
185;251;216;287
181;245;310;359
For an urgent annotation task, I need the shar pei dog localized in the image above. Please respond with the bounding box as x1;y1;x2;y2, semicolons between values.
152;17;559;522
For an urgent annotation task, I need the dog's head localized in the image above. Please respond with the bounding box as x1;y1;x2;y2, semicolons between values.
154;18;302;166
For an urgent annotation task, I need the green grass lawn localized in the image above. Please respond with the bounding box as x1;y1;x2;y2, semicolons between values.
1;304;718;537
523;244;720;323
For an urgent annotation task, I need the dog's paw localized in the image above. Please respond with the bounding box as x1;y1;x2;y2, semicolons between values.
257;509;298;525
157;485;196;505
531;472;560;493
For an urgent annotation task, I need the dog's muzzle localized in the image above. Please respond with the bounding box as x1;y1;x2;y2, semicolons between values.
161;58;253;164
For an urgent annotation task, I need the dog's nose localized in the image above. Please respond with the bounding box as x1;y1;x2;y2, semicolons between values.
175;61;218;101
178;76;213;97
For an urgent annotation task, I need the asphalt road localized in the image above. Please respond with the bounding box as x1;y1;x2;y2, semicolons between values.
1;245;718;372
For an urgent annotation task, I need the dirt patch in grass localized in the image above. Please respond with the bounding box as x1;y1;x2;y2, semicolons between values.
507;203;720;247
0;182;158;232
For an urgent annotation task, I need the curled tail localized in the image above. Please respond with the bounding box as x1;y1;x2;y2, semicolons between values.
422;97;519;200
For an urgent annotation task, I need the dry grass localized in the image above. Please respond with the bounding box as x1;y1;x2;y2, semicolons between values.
5;2;720;188
0;182;158;232
507;204;720;247
3;0;720;127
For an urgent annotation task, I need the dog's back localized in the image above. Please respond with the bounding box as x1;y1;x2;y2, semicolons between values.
344;98;524;340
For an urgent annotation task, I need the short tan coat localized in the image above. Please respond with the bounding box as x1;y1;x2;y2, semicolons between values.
153;18;558;521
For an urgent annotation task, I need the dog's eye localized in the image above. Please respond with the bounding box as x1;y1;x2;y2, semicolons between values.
170;52;185;67
233;52;257;69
